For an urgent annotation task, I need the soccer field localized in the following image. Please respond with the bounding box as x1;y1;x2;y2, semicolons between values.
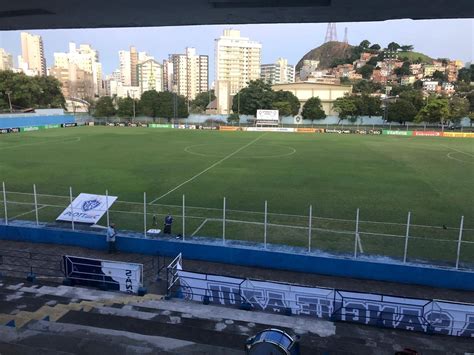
1;126;473;266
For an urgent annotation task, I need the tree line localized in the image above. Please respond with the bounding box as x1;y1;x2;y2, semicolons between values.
93;90;190;119
0;70;65;111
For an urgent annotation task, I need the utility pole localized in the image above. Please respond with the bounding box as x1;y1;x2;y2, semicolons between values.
5;91;12;113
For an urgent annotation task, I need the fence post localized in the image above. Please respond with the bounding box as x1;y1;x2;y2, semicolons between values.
354;208;360;258
308;205;312;252
33;184;39;226
264;200;267;249
455;216;464;269
182;194;185;241
223;197;226;245
105;189;110;227
143;192;147;238
2;182;7;225
403;211;411;263
69;186;74;231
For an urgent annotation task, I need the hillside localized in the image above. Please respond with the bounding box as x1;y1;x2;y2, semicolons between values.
397;51;433;63
295;41;354;72
295;42;434;74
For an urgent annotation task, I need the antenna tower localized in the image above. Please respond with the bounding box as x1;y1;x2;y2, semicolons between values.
324;23;338;43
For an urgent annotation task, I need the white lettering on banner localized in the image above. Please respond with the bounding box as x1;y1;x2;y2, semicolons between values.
56;193;118;224
176;270;474;337
101;261;141;294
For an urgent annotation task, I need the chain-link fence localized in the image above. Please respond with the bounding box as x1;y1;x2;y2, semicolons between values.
1;183;472;271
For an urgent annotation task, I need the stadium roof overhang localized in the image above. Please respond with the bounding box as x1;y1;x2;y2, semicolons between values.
0;0;473;30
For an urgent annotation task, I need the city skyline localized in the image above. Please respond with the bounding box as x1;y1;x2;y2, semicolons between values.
0;18;472;82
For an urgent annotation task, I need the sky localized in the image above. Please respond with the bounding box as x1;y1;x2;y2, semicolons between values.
0;18;472;83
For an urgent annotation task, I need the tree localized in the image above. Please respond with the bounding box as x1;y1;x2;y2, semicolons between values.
415;98;450;124
400;45;414;51
458;67;471;84
340;77;351;85
387;42;401;51
449;96;469;123
355;95;382;117
432;70;447;82
398;89;425;111
357;64;375;80
333;96;358;122
0;70;65;110
359;40;371;49
352;80;382;95
386;99;417;124
272;90;300;116
369;44;381;51
117;97;136;118
93;96;115;117
301;97;326;122
227;113;240;124
139;90;160;118
190;90;215;113
394;62;411;77
231;80;274;115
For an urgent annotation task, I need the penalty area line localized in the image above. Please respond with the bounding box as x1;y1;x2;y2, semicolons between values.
149;134;267;204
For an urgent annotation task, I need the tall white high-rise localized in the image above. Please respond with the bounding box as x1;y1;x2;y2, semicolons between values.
169;47;208;101
261;58;295;85
19;32;46;76
0;48;13;71
119;49;132;86
215;29;261;114
138;59;163;94
53;42;103;96
118;47;154;88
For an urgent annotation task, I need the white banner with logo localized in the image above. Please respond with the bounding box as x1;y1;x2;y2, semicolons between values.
245;127;296;132
101;261;142;294
56;193;117;224
177;270;474;337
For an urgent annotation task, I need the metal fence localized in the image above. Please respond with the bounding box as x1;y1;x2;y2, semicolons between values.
1;182;473;271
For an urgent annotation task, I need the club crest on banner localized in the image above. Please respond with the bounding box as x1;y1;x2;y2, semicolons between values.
82;199;101;212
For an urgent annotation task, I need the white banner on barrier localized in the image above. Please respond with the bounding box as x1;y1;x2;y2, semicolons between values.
245;127;296;132
101;261;142;294
177;270;474;337
56;193;117;224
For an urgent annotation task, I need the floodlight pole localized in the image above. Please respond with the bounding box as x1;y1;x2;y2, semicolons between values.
105;189;110;227
182;194;185;241
33;184;39;226
2;182;7;225
143;192;147;238
455;216;464;270
223;197;226;245
403;212;411;263
69;187;74;231
264;200;267;249
354;208;360;258
308;205;313;253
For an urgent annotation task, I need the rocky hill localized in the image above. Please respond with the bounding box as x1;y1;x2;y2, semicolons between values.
295;41;354;72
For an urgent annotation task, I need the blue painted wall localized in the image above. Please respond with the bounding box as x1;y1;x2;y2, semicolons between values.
0;115;75;129
1;223;473;291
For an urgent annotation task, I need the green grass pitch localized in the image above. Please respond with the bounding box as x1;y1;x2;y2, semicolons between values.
0;126;473;267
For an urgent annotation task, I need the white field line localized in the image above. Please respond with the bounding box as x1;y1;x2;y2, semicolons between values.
0;137;81;151
149;133;267;204
442;144;474;158
10;205;47;219
446;152;474;164
191;219;208;236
